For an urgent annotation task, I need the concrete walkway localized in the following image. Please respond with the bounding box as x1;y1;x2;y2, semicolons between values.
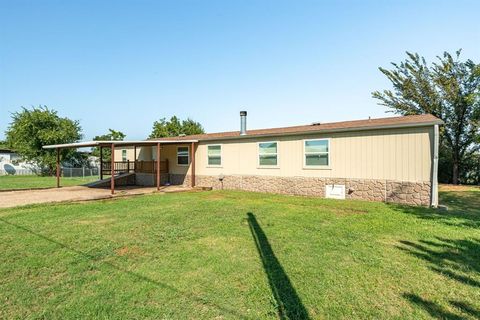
0;185;190;209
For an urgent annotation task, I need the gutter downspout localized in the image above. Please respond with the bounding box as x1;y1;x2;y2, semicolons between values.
431;124;439;207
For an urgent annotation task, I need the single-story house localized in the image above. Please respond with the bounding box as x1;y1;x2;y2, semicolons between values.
0;148;22;163
44;112;443;206
0;148;36;175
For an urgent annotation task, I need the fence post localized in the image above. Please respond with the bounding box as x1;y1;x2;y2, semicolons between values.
82;166;85;178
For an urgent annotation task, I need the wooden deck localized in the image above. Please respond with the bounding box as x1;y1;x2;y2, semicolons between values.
100;160;169;177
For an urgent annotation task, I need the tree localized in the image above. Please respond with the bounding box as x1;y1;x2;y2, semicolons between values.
91;129;126;161
372;50;480;184
149;116;204;138
0;140;8;149
5;106;83;175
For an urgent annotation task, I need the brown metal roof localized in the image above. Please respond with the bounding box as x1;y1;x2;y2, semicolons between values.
149;114;443;142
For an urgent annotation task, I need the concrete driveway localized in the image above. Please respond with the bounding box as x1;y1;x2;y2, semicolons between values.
0;185;188;209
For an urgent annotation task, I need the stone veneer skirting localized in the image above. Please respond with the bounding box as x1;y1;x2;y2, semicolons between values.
169;173;432;206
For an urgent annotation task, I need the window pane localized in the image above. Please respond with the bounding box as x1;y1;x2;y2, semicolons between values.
208;156;221;165
305;153;328;166
259;154;277;166
305;140;328;153
208;145;221;155
259;142;277;154
178;147;189;156
178;155;189;165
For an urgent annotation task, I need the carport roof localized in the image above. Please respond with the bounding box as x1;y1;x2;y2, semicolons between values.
42;139;198;149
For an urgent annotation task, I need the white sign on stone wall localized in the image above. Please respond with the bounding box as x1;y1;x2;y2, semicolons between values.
325;184;346;199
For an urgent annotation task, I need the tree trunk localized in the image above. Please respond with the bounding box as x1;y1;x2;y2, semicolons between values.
478;154;480;185
452;160;459;185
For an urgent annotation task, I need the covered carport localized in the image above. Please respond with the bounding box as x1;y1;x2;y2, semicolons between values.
43;139;198;194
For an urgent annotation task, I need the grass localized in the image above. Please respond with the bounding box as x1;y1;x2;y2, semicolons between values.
0;186;479;319
0;175;97;190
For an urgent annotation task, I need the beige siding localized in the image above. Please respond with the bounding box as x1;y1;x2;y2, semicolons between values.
194;126;433;183
113;146;152;161
114;126;433;183
158;144;192;175
113;144;192;175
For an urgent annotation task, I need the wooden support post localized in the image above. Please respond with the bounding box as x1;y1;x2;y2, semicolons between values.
191;142;195;187
100;146;103;180
56;148;60;188
156;143;160;191
134;146;137;172
111;143;115;195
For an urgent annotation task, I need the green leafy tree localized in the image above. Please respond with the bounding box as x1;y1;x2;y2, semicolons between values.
149;116;204;138
372;50;480;184
5;106;83;175
91;129;126;161
0;140;8;149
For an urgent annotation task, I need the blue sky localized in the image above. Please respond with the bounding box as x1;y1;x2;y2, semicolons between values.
1;0;479;140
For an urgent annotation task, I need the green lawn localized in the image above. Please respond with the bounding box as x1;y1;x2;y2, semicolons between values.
0;187;479;319
0;175;97;190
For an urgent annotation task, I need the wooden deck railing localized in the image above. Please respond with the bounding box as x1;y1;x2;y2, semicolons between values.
135;160;169;173
101;160;169;176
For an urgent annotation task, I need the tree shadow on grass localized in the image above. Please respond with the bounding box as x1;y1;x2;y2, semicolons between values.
449;301;480;319
247;212;310;320
397;190;480;229
397;237;480;288
403;293;480;320
0;217;249;319
398;237;480;319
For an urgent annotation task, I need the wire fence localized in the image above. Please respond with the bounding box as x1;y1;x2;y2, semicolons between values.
0;166;100;178
61;167;99;178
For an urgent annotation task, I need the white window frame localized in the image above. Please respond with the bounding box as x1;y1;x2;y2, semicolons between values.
122;149;127;162
257;141;279;168
206;144;222;167
177;146;190;166
303;138;331;169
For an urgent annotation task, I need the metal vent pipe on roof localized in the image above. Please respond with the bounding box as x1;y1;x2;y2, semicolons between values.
240;111;247;135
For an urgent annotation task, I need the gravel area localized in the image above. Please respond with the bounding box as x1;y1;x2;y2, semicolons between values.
0;185;189;208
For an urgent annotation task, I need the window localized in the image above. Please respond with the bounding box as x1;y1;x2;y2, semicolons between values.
122;149;127;161
304;139;329;167
258;142;278;166
177;146;190;165
207;145;222;166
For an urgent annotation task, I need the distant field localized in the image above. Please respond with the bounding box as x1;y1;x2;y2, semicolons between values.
439;183;480;192
0;175;97;190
